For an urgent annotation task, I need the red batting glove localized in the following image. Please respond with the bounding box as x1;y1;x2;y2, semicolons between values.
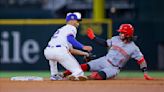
87;28;95;40
144;73;154;80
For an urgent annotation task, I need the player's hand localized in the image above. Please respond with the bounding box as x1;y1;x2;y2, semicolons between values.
144;73;154;80
83;52;96;62
83;46;92;52
87;28;95;40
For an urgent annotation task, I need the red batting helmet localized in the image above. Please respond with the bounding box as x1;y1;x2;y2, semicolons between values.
118;24;134;37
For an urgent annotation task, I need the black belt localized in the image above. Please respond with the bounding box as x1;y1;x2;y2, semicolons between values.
47;45;61;48
107;59;121;69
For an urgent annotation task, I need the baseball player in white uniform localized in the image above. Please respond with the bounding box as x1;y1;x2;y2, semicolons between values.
64;24;154;80
44;12;92;81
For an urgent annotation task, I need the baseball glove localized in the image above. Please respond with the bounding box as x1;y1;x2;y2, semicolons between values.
83;52;96;62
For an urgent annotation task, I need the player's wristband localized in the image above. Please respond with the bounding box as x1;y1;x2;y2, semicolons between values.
141;67;147;72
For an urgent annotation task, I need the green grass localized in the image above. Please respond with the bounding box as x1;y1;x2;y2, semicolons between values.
0;71;164;78
0;71;50;78
117;71;164;78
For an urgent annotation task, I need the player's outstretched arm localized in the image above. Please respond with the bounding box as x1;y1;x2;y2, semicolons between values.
69;47;89;56
67;34;92;52
138;58;154;80
82;46;92;52
87;28;108;47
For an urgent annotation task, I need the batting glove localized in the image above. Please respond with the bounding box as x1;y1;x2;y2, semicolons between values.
87;28;95;40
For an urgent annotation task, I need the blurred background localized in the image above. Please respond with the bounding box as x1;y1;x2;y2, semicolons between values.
0;0;164;71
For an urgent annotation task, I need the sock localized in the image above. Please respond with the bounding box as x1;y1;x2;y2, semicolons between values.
63;64;90;77
49;60;58;76
89;71;106;80
63;70;72;77
80;64;90;71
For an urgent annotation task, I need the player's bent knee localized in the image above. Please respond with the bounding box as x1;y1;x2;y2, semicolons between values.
89;71;107;80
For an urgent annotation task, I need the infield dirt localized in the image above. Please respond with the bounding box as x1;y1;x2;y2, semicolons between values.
0;78;164;92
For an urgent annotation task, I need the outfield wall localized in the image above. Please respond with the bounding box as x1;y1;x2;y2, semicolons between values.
0;19;112;70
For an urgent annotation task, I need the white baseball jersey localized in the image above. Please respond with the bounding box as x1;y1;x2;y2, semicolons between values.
44;24;84;77
48;24;77;49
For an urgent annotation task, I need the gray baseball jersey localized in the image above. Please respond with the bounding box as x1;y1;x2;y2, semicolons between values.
88;36;143;78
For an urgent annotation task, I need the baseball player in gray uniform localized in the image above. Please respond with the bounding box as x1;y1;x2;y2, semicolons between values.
64;24;154;80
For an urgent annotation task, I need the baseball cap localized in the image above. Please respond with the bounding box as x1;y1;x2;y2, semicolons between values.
66;12;82;22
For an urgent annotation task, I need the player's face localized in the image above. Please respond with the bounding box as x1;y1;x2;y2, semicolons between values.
119;33;126;40
74;20;80;28
67;20;80;28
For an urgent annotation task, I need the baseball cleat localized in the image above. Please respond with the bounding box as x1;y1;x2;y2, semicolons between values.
50;74;63;81
78;76;88;81
67;75;77;81
67;75;88;81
